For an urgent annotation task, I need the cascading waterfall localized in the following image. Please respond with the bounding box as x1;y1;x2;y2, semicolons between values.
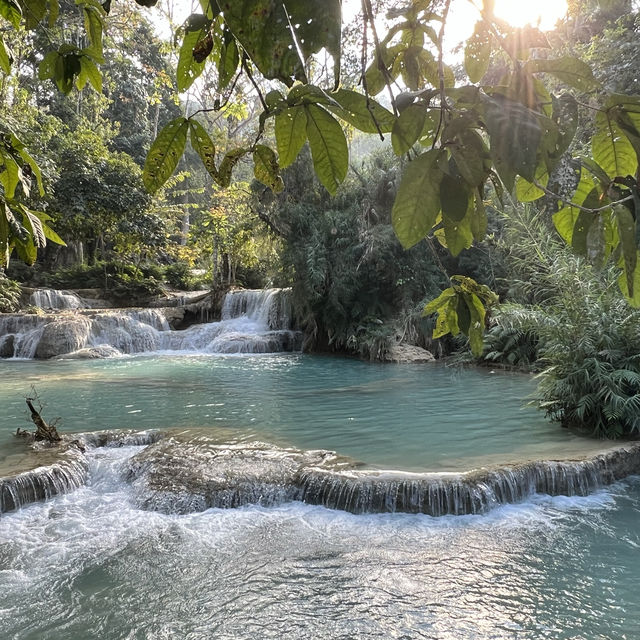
0;448;88;514
0;430;161;516
30;288;84;310
3;428;640;517
121;430;640;517
0;288;301;358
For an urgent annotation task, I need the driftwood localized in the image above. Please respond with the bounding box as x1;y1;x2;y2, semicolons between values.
25;397;62;443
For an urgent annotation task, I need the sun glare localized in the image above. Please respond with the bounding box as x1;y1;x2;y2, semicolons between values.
493;0;569;31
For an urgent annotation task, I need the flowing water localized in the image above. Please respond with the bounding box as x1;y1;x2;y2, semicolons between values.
0;444;639;639
1;289;639;637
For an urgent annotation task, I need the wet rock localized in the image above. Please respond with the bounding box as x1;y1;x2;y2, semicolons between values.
55;345;122;359
35;316;91;359
0;334;14;358
384;343;435;363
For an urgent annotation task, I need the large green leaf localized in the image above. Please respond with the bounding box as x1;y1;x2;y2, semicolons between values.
219;0;341;86
440;173;469;222
449;128;491;187
465;21;491;83
0;0;21;28
552;169;596;244
189;118;217;181
392;149;445;249
143;117;189;193
618;250;640;307
524;57;599;92
304;104;348;195
253;144;283;193
217;148;246;188
615;204;637;296
592;114;638;179
177;14;211;92
326;89;395;134
0;36;11;74
392;104;426;156
484;96;541;185
515;165;549;202
442;210;473;256
275;107;307;169
81;3;104;62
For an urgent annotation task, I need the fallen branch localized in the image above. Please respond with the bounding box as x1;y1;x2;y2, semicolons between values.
25;395;62;443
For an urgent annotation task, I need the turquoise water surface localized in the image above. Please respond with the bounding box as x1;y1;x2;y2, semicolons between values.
1;354;639;639
0;354;602;471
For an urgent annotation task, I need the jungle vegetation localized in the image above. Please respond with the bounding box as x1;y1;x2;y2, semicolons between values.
0;0;640;436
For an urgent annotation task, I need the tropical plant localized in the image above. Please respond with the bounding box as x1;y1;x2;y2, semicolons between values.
0;271;21;312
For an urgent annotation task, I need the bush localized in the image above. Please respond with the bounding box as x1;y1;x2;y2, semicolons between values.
0;273;21;312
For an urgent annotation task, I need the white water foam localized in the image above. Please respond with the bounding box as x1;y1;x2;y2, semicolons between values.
1;289;302;359
1;445;637;639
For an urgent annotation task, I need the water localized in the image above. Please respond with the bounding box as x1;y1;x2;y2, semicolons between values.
0;444;639;639
0;356;603;472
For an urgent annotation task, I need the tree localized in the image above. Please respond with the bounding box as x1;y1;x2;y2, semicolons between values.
2;0;640;356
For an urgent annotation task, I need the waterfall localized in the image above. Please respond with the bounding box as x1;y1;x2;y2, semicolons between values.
3;429;640;517
1;288;301;358
0;448;88;515
122;431;640;517
30;289;84;310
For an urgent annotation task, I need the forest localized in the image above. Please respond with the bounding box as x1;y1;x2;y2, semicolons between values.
1;0;640;437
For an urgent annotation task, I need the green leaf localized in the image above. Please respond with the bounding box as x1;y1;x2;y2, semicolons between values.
470;190;488;241
218;28;239;91
253;144;283;193
0;36;12;74
0;149;20;198
38;50;58;80
275;106;307;169
81;3;104;62
465;292;486;356
615;204;637;296
552;169;596;244
220;0;341;86
618;250;640;307
423;287;456;315
326;89;395;134
217;148;246;188
440;173;469;222
177;14;211;92
392;149;445;249
189;118;217;181
443;210;473;256
515;165;549;202
449;128;491;187
465;20;491;83
592;114;638;179
484;96;541;185
11;134;44;196
304;104;348;195
524;57;599;92
78;55;101;92
392;104;426;156
0;0;21;28
143;117;189;193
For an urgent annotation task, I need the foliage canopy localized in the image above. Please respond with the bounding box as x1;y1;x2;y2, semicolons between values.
2;0;640;353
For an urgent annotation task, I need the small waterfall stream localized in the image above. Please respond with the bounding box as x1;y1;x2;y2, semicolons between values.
0;288;301;358
3;428;640;518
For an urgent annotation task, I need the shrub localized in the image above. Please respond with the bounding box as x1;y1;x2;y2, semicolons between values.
0;273;21;312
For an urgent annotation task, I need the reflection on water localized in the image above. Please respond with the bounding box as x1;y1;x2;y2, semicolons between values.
0;446;639;639
0;355;605;472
